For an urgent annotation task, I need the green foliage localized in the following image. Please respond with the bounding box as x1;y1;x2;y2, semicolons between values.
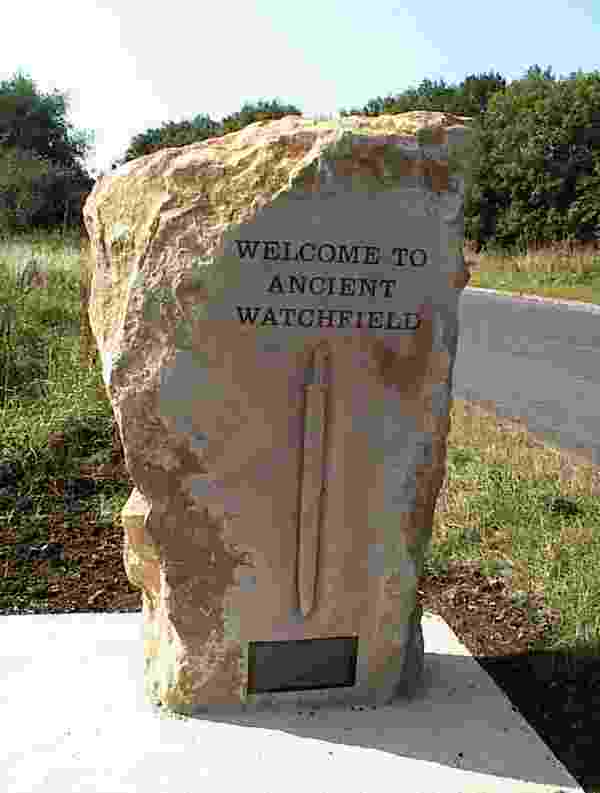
337;69;507;119
0;249;80;407
0;69;94;166
459;66;600;254
0;146;52;233
0;69;95;236
0;144;93;235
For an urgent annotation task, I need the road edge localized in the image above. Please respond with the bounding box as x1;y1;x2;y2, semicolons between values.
463;286;600;314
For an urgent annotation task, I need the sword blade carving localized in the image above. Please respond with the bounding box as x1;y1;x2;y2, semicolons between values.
297;342;330;618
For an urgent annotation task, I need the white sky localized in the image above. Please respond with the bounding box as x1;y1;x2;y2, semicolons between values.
2;0;599;177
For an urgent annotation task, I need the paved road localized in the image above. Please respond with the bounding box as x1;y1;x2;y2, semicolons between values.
452;287;600;466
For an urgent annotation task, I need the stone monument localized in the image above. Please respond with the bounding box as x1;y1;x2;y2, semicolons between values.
83;111;473;715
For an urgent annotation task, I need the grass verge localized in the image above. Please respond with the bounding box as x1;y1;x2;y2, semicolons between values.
465;237;600;306
1;228;599;791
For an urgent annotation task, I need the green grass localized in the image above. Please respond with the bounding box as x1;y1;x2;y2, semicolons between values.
0;226;127;527
434;401;600;659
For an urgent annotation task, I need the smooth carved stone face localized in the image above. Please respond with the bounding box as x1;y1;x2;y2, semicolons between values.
84;112;472;715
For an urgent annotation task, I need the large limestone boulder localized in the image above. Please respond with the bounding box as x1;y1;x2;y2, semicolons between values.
84;111;472;715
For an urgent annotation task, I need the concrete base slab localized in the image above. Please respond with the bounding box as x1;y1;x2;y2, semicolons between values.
1;611;583;793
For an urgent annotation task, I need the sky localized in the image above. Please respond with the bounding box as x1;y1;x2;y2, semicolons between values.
2;0;599;178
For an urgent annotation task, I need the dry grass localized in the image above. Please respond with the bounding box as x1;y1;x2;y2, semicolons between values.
464;236;600;305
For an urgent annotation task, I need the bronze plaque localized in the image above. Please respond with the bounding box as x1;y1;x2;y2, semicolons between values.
248;636;358;693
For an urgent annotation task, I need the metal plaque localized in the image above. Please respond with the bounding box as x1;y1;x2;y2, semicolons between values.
247;636;358;694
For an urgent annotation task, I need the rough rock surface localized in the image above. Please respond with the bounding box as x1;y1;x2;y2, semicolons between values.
84;111;472;715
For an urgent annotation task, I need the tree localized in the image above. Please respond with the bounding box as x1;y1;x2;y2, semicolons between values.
459;71;508;115
0;145;52;234
0;69;95;234
337;70;507;119
465;66;600;253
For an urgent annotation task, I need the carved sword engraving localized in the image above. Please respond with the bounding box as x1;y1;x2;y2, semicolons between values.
297;341;330;618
